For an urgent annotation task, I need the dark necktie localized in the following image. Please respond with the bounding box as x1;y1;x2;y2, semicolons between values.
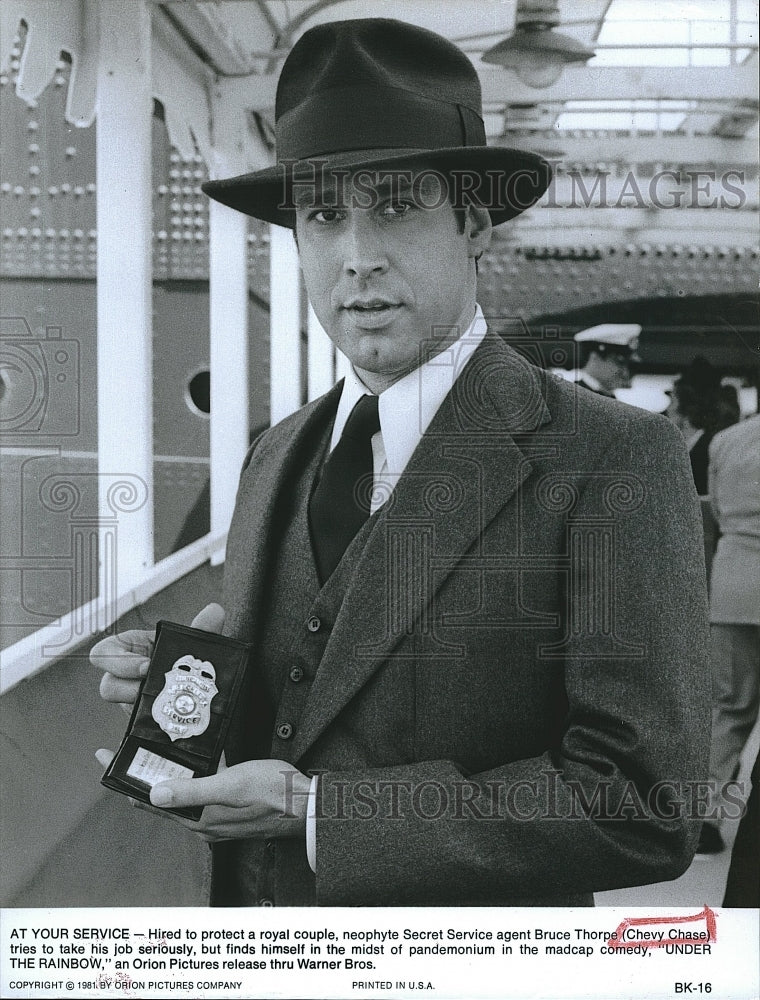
309;394;381;583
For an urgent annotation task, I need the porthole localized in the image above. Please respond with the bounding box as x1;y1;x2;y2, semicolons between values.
185;368;210;416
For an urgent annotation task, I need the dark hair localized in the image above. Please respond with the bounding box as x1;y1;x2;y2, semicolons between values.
671;378;739;434
672;357;741;433
671;381;714;430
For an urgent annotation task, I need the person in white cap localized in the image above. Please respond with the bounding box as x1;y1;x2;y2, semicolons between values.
574;324;641;398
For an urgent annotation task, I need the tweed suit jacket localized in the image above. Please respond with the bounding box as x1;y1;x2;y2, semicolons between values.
220;332;710;907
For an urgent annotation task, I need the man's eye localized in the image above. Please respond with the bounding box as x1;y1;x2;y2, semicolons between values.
310;208;343;223
381;201;413;217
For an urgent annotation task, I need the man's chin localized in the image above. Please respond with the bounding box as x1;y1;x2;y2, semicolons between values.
351;353;420;392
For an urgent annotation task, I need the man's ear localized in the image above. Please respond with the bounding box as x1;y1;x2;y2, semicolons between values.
465;204;492;258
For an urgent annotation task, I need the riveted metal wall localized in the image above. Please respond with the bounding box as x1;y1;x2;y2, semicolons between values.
0;41;271;651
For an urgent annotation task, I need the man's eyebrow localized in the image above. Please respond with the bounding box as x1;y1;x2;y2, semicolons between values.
293;186;339;209
291;171;421;209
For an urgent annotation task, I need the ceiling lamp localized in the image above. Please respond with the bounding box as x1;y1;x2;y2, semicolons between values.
482;21;594;88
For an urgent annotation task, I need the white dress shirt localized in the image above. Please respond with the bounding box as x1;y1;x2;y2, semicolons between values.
330;305;489;506
306;304;489;870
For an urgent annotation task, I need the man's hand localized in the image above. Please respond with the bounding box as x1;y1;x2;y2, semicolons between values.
90;603;225;710
95;750;310;843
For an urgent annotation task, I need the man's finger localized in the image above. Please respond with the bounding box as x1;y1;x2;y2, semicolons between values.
99;673;142;704
96;748;115;769
92;628;154;658
90;631;153;679
190;603;225;634
150;772;237;810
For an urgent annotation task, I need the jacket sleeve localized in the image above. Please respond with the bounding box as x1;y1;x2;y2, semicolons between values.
313;415;711;905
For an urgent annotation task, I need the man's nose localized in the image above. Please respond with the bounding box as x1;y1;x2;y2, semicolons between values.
342;216;389;279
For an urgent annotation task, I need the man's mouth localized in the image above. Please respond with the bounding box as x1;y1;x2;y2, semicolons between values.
343;300;402;328
344;300;399;312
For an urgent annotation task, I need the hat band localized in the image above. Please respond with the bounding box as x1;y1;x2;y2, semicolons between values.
277;85;486;162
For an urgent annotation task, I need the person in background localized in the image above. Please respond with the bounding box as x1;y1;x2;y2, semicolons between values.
573;324;641;398
698;410;760;854
722;747;759;904
716;383;741;432
666;357;738;497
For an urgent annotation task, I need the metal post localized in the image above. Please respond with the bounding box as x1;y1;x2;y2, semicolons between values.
95;0;154;602
269;223;302;423
307;302;334;400
206;76;259;565
208;200;249;563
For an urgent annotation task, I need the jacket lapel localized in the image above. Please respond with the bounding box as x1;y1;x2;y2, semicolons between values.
291;335;552;761
222;382;342;646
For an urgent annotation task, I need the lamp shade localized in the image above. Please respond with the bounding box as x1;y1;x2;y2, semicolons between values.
483;25;594;88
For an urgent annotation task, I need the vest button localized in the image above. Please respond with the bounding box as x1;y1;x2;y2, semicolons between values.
276;722;294;740
306;615;321;632
289;665;304;683
259;898;274;907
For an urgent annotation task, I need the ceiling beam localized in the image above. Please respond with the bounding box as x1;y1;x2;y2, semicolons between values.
712;108;759;138
159;1;274;74
480;65;758;104
503;133;759;167
221;64;757;113
510;208;759;244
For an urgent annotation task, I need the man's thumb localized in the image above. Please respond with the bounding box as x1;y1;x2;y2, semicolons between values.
190;602;225;634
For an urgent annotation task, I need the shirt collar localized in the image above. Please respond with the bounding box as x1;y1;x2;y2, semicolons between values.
578;372;603;391
331;305;489;473
685;427;705;451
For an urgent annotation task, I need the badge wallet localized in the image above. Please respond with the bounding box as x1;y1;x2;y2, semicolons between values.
101;621;252;820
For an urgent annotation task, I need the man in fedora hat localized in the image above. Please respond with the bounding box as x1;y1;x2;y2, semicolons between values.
93;18;709;907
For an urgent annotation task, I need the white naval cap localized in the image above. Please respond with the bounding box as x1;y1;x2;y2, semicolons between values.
574;323;641;351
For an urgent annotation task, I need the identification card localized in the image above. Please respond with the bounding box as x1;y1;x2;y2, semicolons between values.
126;748;195;788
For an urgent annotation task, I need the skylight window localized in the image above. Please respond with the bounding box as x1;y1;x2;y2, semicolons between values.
555;100;695;133
592;0;756;67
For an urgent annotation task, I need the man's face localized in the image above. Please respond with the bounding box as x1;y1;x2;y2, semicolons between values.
666;392;686;430
598;350;633;391
294;168;491;393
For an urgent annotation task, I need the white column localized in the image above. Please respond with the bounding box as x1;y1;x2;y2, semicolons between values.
208;201;248;561
206;76;259;565
269;223;302;423
307;302;334;400
96;0;153;599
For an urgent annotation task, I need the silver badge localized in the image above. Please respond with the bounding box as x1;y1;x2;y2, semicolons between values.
152;655;218;741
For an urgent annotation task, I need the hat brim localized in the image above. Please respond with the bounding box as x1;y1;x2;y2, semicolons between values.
202;146;552;228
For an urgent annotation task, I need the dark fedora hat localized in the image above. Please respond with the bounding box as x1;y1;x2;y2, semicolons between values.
202;18;552;228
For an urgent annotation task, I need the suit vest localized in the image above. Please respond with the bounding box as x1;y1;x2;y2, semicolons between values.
211;416;380;906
